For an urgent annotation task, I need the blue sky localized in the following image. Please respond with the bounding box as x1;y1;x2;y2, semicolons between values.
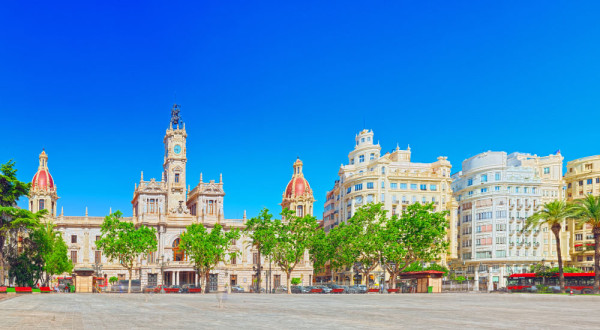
1;1;599;218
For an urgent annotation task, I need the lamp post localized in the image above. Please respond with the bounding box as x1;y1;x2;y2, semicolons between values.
159;255;167;293
252;265;263;293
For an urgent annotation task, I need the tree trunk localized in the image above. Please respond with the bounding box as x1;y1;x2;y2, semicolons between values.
128;268;132;294
205;270;210;293
286;271;291;294
257;248;262;294
594;227;600;294
551;224;565;293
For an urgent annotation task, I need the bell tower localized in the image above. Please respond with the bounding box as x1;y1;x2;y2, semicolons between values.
163;104;187;213
29;150;59;217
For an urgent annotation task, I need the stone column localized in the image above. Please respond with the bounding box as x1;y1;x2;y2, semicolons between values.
195;272;198;286
474;268;479;292
500;265;506;288
175;271;179;285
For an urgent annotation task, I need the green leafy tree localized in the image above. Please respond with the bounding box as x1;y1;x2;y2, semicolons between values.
0;160;43;284
41;222;73;285
524;200;577;293
291;277;302;285
244;209;276;293
270;209;319;294
327;222;357;282
179;223;239;293
572;195;600;293
109;276;118;285
343;203;386;288
96;211;157;293
307;226;332;276
381;203;449;289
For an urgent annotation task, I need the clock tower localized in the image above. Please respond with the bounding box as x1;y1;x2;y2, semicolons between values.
163;104;187;213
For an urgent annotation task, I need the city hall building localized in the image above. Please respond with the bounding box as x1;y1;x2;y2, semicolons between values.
28;105;314;291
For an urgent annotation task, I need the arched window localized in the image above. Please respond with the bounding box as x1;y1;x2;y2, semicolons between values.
38;199;45;211
172;238;186;261
296;205;304;217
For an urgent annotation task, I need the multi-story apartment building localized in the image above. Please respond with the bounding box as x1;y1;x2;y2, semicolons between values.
324;129;458;262
451;151;565;289
564;155;600;271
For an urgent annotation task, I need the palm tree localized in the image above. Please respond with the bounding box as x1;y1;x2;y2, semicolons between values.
525;200;576;293
571;195;600;294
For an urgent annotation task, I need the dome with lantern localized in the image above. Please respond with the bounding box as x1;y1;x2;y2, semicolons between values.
31;150;55;191
284;158;312;198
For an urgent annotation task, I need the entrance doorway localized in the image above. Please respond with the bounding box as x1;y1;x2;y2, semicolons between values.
230;275;237;286
208;274;218;292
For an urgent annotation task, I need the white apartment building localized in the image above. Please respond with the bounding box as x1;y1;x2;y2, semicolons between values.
451;151;565;290
324;129;458;261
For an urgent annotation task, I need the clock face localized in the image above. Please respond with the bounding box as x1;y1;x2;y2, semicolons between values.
174;145;181;154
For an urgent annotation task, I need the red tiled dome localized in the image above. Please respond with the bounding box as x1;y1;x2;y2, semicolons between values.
285;177;311;198
32;168;54;190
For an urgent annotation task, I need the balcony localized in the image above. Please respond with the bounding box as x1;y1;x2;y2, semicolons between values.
509;217;515;222
509;204;515;210
534;242;540;247
402;201;409;205
516;204;523;210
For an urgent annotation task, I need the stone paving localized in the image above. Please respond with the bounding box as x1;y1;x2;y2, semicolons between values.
0;292;599;329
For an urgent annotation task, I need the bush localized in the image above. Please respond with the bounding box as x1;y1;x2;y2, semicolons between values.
291;278;302;286
109;276;118;285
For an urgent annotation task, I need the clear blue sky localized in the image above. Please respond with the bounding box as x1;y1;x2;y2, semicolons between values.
1;1;599;218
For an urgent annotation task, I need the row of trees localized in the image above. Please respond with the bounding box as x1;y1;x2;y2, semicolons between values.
524;196;600;293
96;202;451;294
0;161;73;287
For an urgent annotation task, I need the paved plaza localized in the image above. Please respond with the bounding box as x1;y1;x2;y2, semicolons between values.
1;292;599;329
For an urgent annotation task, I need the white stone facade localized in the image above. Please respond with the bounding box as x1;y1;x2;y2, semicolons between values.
28;105;313;291
451;151;566;289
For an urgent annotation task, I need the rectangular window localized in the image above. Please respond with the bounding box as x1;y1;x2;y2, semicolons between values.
370;153;375;160
38;199;45;210
420;184;427;191
381;181;385;189
366;182;374;189
422;196;427;203
71;250;77;263
495;186;500;191
481;174;488;182
96;235;100;241
496;250;506;258
481;188;488;193
430;184;437;191
400;183;407;190
71;235;77;244
367;195;374;203
597;178;600;184
587;179;593;185
495;173;501;181
95;251;101;264
381;194;385;202
359;155;365;163
568;183;572;188
231;255;237;265
355;183;363;191
390;183;398;189
175;173;180;183
543;167;550;174
467;178;473;186
253;252;258;264
347;187;351;194
410;184;417;190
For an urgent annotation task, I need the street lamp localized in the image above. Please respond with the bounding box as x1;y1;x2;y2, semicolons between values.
252;265;263;293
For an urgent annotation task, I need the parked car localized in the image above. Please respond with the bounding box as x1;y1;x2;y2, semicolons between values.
351;285;368;294
168;285;182;293
113;280;142;293
291;285;310;294
231;285;245;293
273;285;288;294
181;284;201;293
317;285;332;294
330;284;348;293
143;285;157;293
